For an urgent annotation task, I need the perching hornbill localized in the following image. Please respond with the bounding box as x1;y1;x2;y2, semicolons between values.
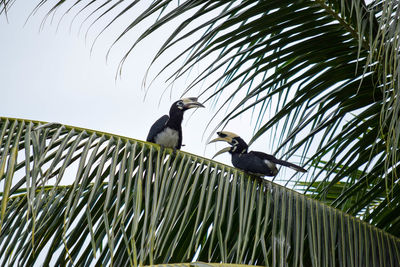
146;97;204;150
209;131;306;176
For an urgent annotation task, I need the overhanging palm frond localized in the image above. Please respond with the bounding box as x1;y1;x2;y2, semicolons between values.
0;117;399;266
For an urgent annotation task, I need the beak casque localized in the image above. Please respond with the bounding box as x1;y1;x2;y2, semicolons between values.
181;97;205;109
208;131;240;145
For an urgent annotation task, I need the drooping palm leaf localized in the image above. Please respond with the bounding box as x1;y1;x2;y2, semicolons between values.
0;117;399;266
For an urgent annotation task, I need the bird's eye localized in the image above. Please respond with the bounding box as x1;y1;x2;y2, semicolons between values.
177;101;184;109
232;139;239;145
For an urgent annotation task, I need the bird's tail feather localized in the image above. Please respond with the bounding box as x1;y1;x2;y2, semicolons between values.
275;159;307;173
288;164;307;173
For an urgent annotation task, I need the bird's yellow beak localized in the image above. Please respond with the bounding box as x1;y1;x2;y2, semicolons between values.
209;131;241;158
209;131;239;145
212;147;231;159
181;97;205;109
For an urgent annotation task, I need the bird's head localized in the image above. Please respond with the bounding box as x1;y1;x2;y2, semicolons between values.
171;97;205;113
209;131;248;158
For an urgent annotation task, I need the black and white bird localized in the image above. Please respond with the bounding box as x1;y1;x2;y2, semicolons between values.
209;131;306;176
146;97;204;150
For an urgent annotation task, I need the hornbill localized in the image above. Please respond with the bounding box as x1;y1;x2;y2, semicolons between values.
209;131;306;176
146;97;204;150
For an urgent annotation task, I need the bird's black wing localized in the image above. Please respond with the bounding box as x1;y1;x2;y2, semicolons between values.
249;151;307;173
146;115;169;142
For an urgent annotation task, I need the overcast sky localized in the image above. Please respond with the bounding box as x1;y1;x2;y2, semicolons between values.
1;1;303;182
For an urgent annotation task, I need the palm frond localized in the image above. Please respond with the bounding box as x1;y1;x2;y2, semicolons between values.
143;263;261;267
0;117;399;266
2;0;400;245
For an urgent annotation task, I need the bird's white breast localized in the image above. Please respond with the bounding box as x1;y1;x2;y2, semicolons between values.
154;127;179;148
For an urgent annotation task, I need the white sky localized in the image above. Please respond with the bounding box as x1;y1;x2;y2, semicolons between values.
0;1;303;181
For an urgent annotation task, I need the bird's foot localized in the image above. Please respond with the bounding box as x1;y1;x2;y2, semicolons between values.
249;173;265;184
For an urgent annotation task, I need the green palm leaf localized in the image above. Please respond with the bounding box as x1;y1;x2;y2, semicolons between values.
144;263;262;267
0;117;399;266
3;0;399;234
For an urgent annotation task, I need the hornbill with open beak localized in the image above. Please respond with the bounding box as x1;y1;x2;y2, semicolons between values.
146;97;204;150
209;131;306;176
